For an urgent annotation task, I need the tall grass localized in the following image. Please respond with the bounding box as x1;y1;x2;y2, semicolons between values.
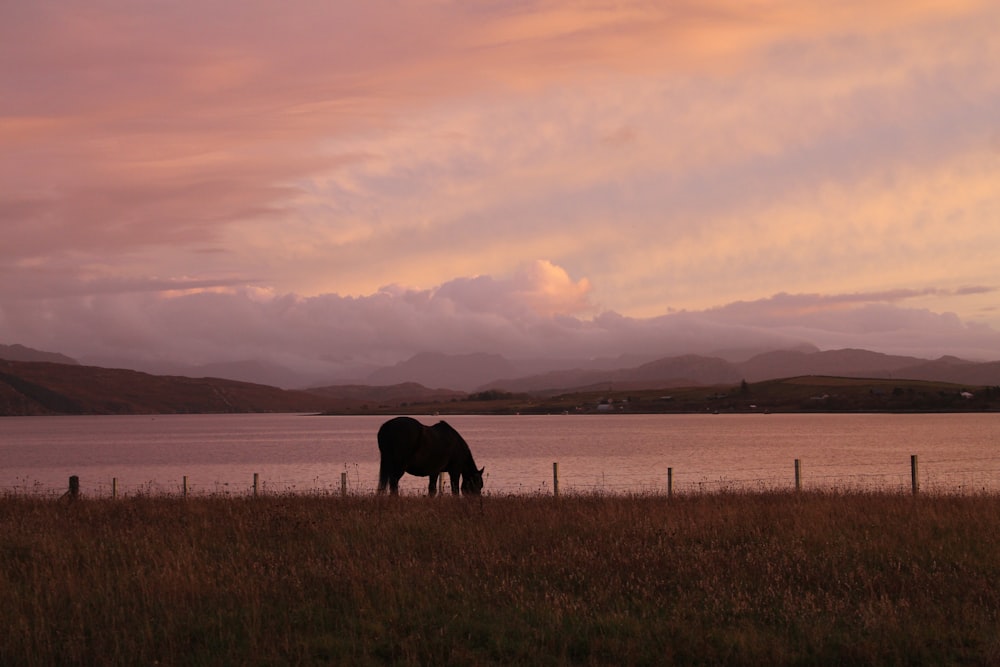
2;492;999;665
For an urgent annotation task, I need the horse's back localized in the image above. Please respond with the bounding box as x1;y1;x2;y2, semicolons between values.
429;420;467;454
378;416;423;455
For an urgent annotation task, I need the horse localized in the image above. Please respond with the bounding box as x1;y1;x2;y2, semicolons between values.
377;416;484;496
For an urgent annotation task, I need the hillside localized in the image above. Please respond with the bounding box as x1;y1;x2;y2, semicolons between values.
365;352;523;391
0;343;78;365
0;360;333;416
10;340;999;393
376;376;1000;416
306;382;465;410
483;349;1000;394
3;339;1000;416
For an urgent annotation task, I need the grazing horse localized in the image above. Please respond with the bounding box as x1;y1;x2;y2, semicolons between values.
377;416;484;496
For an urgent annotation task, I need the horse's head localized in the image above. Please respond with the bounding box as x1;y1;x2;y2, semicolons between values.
461;467;485;495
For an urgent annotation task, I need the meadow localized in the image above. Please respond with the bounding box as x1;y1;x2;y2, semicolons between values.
2;491;999;665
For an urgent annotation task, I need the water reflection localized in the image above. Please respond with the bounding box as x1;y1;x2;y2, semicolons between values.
2;413;998;496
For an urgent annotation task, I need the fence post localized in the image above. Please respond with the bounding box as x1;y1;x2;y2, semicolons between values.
667;467;673;498
911;455;919;495
68;475;79;499
794;459;802;492
553;462;559;497
341;471;347;496
182;475;188;499
253;472;259;497
112;477;118;499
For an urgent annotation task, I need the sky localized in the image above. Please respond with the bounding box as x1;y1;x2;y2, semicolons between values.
2;0;1000;380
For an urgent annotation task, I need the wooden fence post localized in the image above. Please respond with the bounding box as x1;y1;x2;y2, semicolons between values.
253;473;259;497
341;471;347;496
911;455;919;495
112;477;118;499
667;467;673;498
68;476;79;499
794;459;802;492
553;462;559;497
182;475;188;499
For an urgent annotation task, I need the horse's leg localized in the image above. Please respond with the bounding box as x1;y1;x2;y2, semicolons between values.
389;473;401;496
450;472;460;495
428;473;438;497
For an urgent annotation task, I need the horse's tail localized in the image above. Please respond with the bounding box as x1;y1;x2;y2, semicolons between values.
377;455;390;494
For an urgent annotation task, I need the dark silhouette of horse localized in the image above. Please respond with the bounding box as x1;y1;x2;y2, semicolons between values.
377;416;484;496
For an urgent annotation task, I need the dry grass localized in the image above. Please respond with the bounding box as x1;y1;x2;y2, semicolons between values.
2;491;1000;665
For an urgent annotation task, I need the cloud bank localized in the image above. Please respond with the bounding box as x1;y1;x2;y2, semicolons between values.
3;262;998;386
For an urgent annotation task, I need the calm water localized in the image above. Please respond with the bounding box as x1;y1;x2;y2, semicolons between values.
1;413;998;496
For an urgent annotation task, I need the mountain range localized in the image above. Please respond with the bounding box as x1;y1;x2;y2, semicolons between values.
366;347;1000;394
1;343;999;416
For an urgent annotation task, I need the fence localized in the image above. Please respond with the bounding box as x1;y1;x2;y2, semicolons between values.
14;454;1000;499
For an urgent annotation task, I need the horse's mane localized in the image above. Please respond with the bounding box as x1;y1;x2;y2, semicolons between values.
433;420;483;491
433;420;472;453
433;420;463;439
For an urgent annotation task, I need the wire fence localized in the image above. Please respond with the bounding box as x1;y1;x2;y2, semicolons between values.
6;453;1000;499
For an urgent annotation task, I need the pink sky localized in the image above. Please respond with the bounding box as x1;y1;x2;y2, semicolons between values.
2;1;999;378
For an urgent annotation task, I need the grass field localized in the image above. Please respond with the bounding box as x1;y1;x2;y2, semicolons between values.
3;492;999;665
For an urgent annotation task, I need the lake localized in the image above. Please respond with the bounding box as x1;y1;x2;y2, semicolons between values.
1;413;998;496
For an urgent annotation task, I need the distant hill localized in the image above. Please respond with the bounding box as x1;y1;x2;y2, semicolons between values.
0;360;333;416
77;356;364;390
736;349;1000;386
482;348;1000;394
181;359;322;390
3;342;998;415
482;354;744;394
895;357;1000;385
32;341;997;395
436;375;1000;415
627;354;744;386
0;343;78;365
365;352;523;391
307;382;465;411
737;348;925;381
